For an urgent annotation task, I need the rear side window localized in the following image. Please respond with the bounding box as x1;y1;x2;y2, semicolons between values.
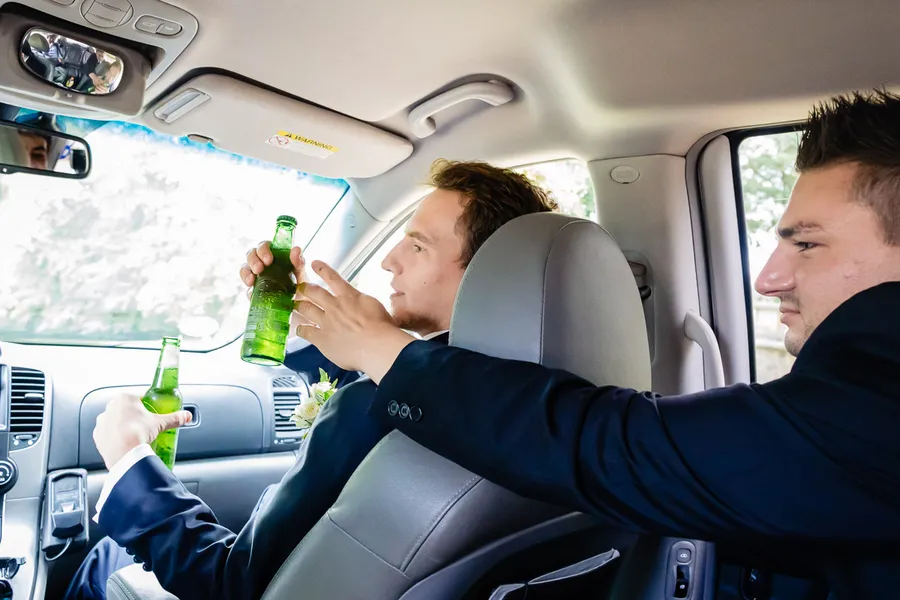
737;131;801;382
514;159;596;220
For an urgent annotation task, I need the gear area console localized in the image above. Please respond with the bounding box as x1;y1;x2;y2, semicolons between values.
0;363;28;598
0;365;15;491
0;360;83;599
610;536;716;599
40;469;90;560
40;469;88;564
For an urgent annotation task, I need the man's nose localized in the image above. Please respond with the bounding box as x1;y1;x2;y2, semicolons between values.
381;247;399;274
754;247;794;297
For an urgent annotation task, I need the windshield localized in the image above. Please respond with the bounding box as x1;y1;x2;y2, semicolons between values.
0;120;348;350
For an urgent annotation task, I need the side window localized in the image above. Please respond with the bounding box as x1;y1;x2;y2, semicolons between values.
738;131;801;382
352;158;596;309
351;226;405;310
514;159;596;220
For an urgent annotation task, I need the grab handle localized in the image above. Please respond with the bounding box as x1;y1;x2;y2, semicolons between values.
408;81;514;139
684;310;725;389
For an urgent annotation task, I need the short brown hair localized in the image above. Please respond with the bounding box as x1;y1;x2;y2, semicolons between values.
797;89;900;244
428;159;559;265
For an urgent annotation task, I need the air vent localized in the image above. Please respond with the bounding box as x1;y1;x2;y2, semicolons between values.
272;375;301;388
273;376;306;443
10;367;46;446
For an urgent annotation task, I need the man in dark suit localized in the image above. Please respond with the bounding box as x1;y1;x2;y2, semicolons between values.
292;90;900;599
66;160;559;600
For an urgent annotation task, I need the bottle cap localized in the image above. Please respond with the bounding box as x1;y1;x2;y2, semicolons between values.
276;215;298;226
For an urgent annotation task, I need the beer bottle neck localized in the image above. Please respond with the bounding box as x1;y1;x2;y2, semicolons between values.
151;343;180;389
152;366;179;389
271;222;296;250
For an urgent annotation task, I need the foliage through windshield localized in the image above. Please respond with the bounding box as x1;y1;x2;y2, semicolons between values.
0;121;348;349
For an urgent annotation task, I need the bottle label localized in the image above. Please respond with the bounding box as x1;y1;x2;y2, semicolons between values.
243;304;291;340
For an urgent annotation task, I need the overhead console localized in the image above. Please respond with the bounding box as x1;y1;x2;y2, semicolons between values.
146;74;414;179
0;0;198;117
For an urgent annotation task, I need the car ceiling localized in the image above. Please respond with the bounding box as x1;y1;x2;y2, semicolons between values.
10;0;900;218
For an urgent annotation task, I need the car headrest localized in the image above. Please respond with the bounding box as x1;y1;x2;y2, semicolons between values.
450;212;651;390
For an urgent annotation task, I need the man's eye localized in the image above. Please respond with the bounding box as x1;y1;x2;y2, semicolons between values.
413;245;423;253
795;241;817;252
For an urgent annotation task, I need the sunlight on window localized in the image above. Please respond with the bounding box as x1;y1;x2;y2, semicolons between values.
352;226;405;312
739;131;801;382
0;122;347;349
514;159;595;220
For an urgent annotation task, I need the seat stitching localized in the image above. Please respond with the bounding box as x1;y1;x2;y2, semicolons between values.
107;574;139;600
400;473;482;571
267;511;410;595
327;512;412;575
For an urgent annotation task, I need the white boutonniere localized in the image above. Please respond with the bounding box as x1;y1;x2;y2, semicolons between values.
291;368;338;437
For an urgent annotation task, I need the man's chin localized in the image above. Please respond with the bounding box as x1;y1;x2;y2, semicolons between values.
393;315;417;332
390;307;411;329
784;331;805;357
393;312;441;337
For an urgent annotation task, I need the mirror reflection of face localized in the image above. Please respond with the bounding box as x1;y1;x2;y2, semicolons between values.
20;28;124;96
19;132;50;170
89;62;122;93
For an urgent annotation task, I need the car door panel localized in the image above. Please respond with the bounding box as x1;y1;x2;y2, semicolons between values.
78;384;266;469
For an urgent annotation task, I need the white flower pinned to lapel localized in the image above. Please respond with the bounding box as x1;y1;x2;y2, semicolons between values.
291;368;338;437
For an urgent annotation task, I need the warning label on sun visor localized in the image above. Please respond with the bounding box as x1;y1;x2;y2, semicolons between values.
265;131;339;158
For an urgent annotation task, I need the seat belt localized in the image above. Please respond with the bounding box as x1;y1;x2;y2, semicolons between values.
629;260;652;302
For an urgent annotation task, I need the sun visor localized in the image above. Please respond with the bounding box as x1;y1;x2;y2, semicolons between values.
145;74;413;179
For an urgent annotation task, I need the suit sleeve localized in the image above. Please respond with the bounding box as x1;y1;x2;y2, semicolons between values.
370;340;900;543
284;342;362;388
100;380;387;600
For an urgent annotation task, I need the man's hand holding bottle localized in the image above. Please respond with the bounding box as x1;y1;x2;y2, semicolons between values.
238;241;408;380
240;241;307;341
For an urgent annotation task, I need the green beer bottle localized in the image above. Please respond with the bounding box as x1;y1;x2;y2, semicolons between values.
241;215;297;366
142;336;183;470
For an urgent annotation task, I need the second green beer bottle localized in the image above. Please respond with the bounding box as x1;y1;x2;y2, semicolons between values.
241;215;297;366
142;336;183;470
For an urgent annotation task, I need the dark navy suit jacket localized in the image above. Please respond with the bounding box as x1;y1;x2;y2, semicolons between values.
283;343;362;389
98;333;448;600
369;283;900;599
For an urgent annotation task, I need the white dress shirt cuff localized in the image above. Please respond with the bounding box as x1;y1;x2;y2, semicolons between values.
93;444;156;523
422;330;449;341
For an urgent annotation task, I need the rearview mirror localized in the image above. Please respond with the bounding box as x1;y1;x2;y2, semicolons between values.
0;121;91;179
19;28;124;96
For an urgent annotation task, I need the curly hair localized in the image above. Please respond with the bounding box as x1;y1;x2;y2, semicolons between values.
428;159;560;265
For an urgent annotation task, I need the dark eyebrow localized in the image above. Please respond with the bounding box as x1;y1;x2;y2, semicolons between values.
777;221;823;239
407;231;434;245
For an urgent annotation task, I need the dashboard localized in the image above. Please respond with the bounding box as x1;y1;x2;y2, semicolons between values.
0;338;305;600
